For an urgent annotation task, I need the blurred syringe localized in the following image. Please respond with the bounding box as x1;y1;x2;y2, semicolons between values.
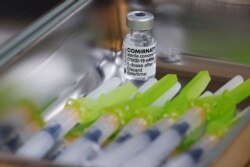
178;75;244;151
54;78;157;165
103;82;181;151
46;78;158;160
123;107;205;167
90;71;211;167
124;78;250;167
0;100;44;153
16;108;78;159
163;105;250;167
55;74;179;166
15;77;137;159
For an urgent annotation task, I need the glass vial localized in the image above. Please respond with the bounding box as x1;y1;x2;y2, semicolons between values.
123;11;156;81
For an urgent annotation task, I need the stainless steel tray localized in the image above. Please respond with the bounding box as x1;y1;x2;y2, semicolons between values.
0;0;64;46
0;0;80;67
0;0;249;166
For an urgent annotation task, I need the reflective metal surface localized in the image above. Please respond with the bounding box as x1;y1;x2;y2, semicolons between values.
0;1;249;110
0;0;123;117
0;0;249;166
0;0;80;67
0;0;64;46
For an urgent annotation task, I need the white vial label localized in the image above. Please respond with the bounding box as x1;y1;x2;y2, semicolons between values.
123;42;156;80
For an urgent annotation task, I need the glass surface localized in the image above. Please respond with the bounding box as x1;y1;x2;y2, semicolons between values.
130;0;250;65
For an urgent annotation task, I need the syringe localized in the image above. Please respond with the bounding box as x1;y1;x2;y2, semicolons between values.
104;82;181;151
15;108;78;159
90;71;210;167
179;75;244;151
15;77;134;159
123;107;205;167
54;78;159;165
56;75;176;165
109;71;208;152
162;79;250;167
162;108;249;167
0;105;42;153
162;135;218;167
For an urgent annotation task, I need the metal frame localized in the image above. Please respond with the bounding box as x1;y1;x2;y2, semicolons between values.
0;0;92;67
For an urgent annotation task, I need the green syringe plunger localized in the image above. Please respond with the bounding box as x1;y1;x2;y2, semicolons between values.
107;74;178;124
131;71;211;126
163;71;211;120
179;79;250;150
65;82;138;124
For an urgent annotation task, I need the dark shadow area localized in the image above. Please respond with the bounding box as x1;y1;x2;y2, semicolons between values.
0;0;63;45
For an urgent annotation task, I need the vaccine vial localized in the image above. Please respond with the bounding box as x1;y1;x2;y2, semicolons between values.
123;11;156;81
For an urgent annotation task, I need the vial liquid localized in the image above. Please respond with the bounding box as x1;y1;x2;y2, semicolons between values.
123;11;156;81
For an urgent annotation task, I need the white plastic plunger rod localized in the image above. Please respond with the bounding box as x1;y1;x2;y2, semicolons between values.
15;77;121;159
54;79;159;165
163;107;250;167
44;77;122;122
214;75;243;95
16;108;79;159
123;107;205;167
89;82;183;166
201;75;244;98
162;135;219;167
55;113;120;165
129;78;158;98
138;78;158;93
104;82;181;151
89;114;176;167
87;77;121;99
199;91;213;98
151;82;181;107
